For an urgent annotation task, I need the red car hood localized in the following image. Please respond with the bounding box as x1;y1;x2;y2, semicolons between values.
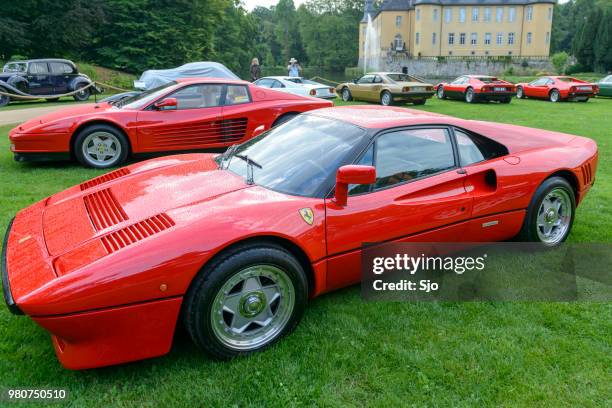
14;102;120;132
42;154;249;257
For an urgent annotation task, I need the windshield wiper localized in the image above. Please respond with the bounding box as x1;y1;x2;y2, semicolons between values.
220;144;239;169
234;154;263;185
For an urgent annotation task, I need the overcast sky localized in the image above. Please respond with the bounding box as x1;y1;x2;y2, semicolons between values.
242;0;306;10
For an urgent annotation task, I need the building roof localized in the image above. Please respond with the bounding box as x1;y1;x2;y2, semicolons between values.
367;0;556;17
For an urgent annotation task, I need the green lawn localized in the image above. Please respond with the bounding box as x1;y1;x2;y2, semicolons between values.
0;97;610;407
0;94;116;112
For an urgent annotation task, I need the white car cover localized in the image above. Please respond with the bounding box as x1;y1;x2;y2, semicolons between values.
135;62;240;90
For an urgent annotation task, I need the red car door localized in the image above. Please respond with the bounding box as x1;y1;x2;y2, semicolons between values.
324;127;473;290
136;83;225;152
526;78;550;98
445;76;467;98
220;84;264;145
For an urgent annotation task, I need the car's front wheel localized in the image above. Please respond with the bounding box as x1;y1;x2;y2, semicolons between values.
0;87;9;107
74;124;129;168
183;242;308;359
73;84;91;101
341;87;352;102
517;177;576;246
516;86;525;99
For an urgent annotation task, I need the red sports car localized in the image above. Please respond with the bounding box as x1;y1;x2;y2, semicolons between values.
3;106;597;369
8;78;332;168
436;75;516;104
516;76;597;102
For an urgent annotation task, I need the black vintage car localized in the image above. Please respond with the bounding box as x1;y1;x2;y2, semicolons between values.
0;59;97;107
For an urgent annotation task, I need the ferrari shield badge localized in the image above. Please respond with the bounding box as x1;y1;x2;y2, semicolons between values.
299;208;314;225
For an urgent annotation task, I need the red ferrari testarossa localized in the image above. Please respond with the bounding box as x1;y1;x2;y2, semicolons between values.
8;78;332;168
2;106;598;369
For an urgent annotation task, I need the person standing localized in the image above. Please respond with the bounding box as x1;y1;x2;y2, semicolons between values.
250;58;262;82
287;58;302;77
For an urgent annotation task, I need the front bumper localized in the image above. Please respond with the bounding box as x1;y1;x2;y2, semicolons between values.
2;217;22;315
13;152;71;163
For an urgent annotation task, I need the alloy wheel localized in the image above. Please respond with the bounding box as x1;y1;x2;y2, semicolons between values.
536;187;572;245
81;131;122;167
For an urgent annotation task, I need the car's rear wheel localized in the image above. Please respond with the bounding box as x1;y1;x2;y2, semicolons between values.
183;242;308;359
380;91;393;106
500;97;512;104
341;87;352;102
578;98;589;103
549;89;561;103
464;87;476;103
73;84;91;101
0;87;9;107
74;124;129;168
516;86;525;99
517;177;575;247
437;86;446;99
413;99;426;106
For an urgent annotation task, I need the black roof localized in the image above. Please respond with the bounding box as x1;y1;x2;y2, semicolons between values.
6;58;75;65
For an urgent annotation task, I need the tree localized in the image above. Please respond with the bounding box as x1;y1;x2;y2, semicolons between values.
572;7;602;70
551;51;569;74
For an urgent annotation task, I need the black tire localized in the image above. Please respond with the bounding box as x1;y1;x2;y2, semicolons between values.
341;87;352;102
413;99;426;106
46;98;60;102
517;176;576;246
183;242;308;360
73;124;129;169
380;90;393;106
73;83;91;101
437;86;446;99
578;98;589;103
464;87;476;103
0;87;9;107
500;97;512;104
272;113;298;128
549;89;561;103
516;86;525;99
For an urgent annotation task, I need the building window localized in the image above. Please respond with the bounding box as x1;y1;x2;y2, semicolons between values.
484;33;491;45
526;6;533;21
459;7;466;23
548;7;553;20
445;8;452;23
496;32;503;45
496;7;503;23
396;15;402;27
448;32;455;45
433;9;439;21
460;33;466;45
546;31;550;44
416;9;420;21
394;34;403;50
484;7;491;22
432;32;437;45
508;32;515;45
416;32;420;45
471;33;477;45
527;32;532;45
509;7;516;22
472;7;479;22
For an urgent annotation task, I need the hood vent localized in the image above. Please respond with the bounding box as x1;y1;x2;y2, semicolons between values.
101;213;175;254
80;168;131;191
84;188;128;231
581;163;593;185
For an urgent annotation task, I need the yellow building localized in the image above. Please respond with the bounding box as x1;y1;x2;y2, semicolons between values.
359;0;555;60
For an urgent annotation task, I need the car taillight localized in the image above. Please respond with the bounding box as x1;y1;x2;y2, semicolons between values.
329;88;335;93
310;89;317;96
402;87;411;92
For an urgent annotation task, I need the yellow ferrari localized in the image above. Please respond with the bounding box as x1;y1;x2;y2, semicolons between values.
337;72;435;106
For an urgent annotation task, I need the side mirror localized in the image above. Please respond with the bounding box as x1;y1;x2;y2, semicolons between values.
252;125;266;138
353;79;359;84
334;165;376;207
154;97;177;110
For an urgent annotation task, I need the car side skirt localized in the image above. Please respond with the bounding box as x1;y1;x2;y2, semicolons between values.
33;297;182;370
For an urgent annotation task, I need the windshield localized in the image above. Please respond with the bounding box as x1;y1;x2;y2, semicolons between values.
117;81;178;109
3;62;27;73
285;78;303;84
386;74;419;82
218;115;365;197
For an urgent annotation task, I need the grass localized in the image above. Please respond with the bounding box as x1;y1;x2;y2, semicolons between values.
0;97;611;406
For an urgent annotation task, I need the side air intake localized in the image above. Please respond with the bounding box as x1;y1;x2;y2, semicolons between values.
83;188;129;231
80;168;131;191
101;213;175;254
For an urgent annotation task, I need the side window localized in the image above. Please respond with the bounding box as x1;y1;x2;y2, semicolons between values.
28;62;49;74
255;78;273;88
357;75;374;84
225;85;251;105
374;128;455;190
170;84;224;110
454;128;508;167
452;76;465;85
349;144;375;195
49;62;72;74
373;75;383;84
271;80;284;88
